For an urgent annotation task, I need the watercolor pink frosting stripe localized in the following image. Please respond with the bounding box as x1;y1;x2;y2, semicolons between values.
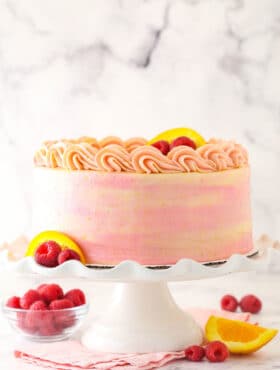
31;167;253;265
34;137;248;173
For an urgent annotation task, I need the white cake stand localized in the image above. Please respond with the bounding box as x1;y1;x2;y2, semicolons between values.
2;245;280;353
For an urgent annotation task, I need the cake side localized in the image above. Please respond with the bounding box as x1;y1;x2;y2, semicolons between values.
31;167;253;265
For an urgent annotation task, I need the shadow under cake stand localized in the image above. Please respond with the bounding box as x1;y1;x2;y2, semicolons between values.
4;246;279;354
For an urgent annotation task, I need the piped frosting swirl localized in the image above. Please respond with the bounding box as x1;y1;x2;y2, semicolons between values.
95;144;134;172
34;136;249;173
131;146;181;174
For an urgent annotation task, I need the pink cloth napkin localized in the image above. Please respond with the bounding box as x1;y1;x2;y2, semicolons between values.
14;309;251;370
187;307;252;328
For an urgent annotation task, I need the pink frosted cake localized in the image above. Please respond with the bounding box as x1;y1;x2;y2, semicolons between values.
32;130;253;265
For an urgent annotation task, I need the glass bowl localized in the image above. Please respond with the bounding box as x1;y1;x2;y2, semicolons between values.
2;302;89;342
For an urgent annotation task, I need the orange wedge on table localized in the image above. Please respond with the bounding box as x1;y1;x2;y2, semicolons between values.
25;231;86;264
147;127;206;148
205;316;278;354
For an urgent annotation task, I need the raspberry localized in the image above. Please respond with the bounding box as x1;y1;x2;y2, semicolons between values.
40;284;64;304
20;289;42;309
205;341;229;362
64;289;86;307
220;294;238;312
25;309;51;331
6;296;21;309
240;294;262;314
151;140;170;155
184;345;205;362
54;309;76;329
29;300;47;311
35;241;62;267
55;311;76;329
26;308;60;336
50;298;75;329
170;136;196;150
17;312;37;334
58;249;81;265
37;284;48;295
49;298;74;310
39;322;62;336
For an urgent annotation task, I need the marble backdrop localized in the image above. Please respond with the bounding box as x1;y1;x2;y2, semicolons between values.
0;0;279;241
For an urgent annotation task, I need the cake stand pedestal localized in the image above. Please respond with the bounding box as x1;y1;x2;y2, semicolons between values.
4;243;280;353
82;281;202;352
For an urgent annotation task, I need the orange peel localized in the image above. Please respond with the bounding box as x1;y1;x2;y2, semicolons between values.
205;316;278;354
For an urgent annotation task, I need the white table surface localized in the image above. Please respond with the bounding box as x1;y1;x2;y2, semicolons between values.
0;270;279;369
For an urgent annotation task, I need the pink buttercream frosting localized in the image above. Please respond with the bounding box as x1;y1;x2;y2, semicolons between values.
95;144;134;173
63;143;99;171
32;167;253;265
131;146;182;174
34;136;248;173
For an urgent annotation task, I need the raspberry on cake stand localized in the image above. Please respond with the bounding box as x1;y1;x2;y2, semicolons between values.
5;242;279;354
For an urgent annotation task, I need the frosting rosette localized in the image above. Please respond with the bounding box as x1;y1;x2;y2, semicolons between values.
167;146;215;173
34;141;66;168
99;136;124;148
198;139;248;171
77;137;100;148
221;142;248;167
124;137;148;152
34;135;249;173
63;143;99;170
34;142;51;168
48;142;68;168
95;144;134;172
131;146;181;174
198;144;234;171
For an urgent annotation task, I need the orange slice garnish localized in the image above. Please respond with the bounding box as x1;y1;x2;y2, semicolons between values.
147;127;206;148
25;231;86;264
205;316;278;354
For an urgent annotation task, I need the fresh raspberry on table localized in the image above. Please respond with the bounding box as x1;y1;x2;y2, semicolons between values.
35;241;62;267
184;345;205;361
64;289;86;306
240;294;262;314
6;296;21;309
151;140;170;155
205;341;229;362
58;249;81;265
40;284;64;304
20;289;42;309
220;294;238;312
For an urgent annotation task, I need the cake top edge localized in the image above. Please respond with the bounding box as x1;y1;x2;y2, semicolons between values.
34;135;249;174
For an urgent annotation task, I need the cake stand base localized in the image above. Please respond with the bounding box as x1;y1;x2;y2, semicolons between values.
81;281;203;353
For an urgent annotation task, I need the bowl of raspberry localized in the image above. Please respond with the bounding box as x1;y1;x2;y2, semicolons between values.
2;283;89;342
